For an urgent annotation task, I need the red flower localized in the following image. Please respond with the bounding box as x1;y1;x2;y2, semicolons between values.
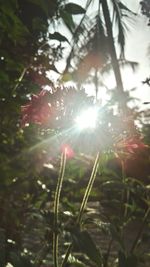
21;90;54;127
115;138;148;154
61;143;75;159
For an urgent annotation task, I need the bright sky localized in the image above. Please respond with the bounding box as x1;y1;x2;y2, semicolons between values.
124;0;150;108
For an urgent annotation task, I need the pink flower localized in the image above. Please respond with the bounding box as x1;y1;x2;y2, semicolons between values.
21;90;54;127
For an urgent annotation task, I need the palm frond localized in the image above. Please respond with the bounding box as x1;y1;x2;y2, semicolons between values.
111;0;137;58
118;1;137;16
63;0;93;75
119;59;138;72
101;59;138;74
66;15;109;83
111;0;126;57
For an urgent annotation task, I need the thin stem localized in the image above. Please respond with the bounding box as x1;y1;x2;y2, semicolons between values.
77;152;100;224
53;151;67;267
103;239;113;267
61;152;100;267
13;67;28;93
61;243;73;267
124;189;130;219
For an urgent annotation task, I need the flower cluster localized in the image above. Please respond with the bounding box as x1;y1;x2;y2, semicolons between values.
115;137;148;154
21;90;54;127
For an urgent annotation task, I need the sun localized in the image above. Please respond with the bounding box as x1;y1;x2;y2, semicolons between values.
75;107;98;130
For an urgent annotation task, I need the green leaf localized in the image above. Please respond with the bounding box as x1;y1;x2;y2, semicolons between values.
64;3;85;14
67;255;86;267
49;32;69;43
118;251;138;267
0;71;9;82
28;0;49;16
118;251;126;267
62;72;73;82
110;226;125;251
60;9;75;33
0;229;5;267
72;229;102;265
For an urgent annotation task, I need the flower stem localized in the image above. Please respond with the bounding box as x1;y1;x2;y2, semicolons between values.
61;152;100;267
53;151;67;267
77;152;100;224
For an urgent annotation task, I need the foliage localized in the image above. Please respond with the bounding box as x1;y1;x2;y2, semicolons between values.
140;0;150;25
0;1;150;267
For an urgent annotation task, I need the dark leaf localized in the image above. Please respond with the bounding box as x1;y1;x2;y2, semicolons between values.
64;3;85;15
49;32;69;43
110;226;125;251
72;229;102;265
49;64;60;73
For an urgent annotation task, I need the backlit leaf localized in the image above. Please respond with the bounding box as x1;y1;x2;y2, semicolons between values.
64;3;85;15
